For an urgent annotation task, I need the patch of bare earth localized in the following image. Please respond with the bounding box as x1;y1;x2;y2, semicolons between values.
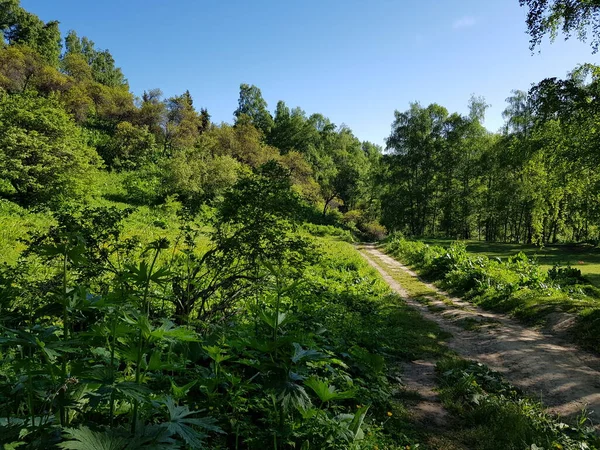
400;360;447;427
360;244;600;430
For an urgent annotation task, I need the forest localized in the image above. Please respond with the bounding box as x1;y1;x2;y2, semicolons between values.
1;0;600;449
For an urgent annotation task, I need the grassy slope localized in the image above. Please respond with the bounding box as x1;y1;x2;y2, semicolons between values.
420;238;600;287
0;172;213;266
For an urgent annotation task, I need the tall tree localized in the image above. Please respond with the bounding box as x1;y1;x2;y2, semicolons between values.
233;83;274;136
62;30;126;87
0;94;101;204
2;2;61;67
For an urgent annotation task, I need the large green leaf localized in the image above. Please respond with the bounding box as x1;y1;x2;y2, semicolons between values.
59;427;128;450
304;376;355;403
160;397;224;448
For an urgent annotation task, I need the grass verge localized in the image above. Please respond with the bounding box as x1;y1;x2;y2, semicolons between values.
435;358;599;450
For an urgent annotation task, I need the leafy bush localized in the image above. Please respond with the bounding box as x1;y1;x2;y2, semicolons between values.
548;265;585;286
0;94;102;205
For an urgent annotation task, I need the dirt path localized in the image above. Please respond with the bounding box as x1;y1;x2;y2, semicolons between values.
359;244;600;428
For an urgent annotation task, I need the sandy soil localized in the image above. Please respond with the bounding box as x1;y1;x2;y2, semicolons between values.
360;244;600;429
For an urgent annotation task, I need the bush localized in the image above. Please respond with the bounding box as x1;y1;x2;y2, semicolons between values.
302;223;355;242
122;164;164;205
358;222;387;241
0;94;102;205
436;358;598;450
548;265;585;286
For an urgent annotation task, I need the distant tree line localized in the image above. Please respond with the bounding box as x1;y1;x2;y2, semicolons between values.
1;0;599;245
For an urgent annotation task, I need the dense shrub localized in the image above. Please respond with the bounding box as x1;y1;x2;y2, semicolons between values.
0;94;102;205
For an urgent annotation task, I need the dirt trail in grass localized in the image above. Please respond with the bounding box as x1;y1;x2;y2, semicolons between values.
359;244;600;429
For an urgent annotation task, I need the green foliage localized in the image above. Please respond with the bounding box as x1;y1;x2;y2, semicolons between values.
102;122;157;170
163;149;240;207
0;94;102;205
520;0;600;53
63;30;127;87
384;236;600;351
234;83;274;136
0;200;428;449
436;358;598;449
2;1;61;67
215;160;311;269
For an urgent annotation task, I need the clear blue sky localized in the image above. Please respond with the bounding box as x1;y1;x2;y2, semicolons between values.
22;0;597;146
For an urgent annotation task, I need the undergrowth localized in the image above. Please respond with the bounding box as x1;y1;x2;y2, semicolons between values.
436;358;599;450
383;236;600;352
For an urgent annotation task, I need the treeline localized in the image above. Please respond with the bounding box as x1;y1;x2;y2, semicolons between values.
2;0;599;247
381;68;600;245
0;1;384;238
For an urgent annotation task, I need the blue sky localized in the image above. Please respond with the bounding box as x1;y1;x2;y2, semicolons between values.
22;0;597;146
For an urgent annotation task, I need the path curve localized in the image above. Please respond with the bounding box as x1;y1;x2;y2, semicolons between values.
359;244;600;428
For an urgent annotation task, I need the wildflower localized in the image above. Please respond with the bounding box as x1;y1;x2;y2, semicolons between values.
387;411;393;417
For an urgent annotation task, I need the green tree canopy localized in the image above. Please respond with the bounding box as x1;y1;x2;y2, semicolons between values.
233;83;274;135
63;30;126;87
520;0;600;52
0;94;102;204
1;0;61;66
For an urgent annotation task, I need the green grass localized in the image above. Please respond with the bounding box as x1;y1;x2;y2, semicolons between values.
435;358;599;450
420;238;600;287
0;173;211;265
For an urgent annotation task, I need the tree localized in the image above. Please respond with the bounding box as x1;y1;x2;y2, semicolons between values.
103;121;157;170
233;83;274;136
0;0;19;41
2;2;62;66
163;148;240;206
137;88;166;139
201;122;280;167
161;91;207;153
503;90;535;135
215;160;308;269
520;0;600;52
383;102;448;235
0;44;43;93
0;94;102;204
62;30;126;87
268;101;318;153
